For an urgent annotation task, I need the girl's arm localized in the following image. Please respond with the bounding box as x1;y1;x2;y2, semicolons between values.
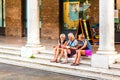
63;41;68;46
79;40;87;50
70;46;78;50
61;41;69;49
69;40;78;50
58;40;60;46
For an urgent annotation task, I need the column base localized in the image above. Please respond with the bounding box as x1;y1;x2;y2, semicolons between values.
91;51;118;69
21;45;45;58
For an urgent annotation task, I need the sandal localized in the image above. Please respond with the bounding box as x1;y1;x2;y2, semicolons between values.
71;63;76;66
75;63;80;66
71;63;80;66
56;60;62;63
50;59;57;63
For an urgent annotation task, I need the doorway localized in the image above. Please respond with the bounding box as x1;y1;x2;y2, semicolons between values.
22;0;27;37
61;0;92;42
0;0;5;36
61;0;79;38
22;0;42;37
115;0;120;43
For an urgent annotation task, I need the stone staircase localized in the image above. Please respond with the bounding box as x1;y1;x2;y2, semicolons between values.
0;47;120;80
0;45;21;55
110;58;120;69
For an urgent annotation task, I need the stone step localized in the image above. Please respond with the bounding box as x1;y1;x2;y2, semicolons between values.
115;58;120;63
38;50;91;60
0;54;120;80
0;46;21;56
104;55;120;70
0;47;91;66
0;45;21;50
39;50;54;54
34;53;91;65
110;56;120;70
110;63;120;70
0;45;46;56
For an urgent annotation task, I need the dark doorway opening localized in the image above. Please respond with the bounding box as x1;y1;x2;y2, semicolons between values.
115;0;120;43
60;0;78;39
22;0;27;37
0;0;5;36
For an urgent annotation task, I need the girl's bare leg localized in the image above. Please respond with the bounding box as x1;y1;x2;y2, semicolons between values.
51;47;60;62
73;50;79;64
54;48;61;60
58;49;64;62
64;49;68;62
51;48;57;61
76;50;85;64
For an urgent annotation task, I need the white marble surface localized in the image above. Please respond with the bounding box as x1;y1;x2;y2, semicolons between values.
26;0;40;46
99;0;115;51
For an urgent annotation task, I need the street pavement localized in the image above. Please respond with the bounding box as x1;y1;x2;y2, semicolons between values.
0;63;94;80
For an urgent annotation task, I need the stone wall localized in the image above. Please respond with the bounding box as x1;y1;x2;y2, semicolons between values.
5;0;23;37
41;0;60;39
89;0;99;26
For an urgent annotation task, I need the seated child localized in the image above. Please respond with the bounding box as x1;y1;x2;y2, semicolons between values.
50;33;67;62
71;34;92;66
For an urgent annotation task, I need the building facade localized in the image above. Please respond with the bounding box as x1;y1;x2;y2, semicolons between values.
0;0;119;42
0;0;119;69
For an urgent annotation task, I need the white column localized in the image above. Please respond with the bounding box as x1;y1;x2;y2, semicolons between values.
27;0;40;46
91;0;118;68
98;0;115;53
21;0;45;58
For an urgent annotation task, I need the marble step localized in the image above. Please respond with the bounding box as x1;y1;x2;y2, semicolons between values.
38;50;91;60
110;57;120;69
0;45;46;56
115;58;120;63
0;48;91;66
105;55;120;70
39;50;54;54
0;46;21;56
110;63;120;70
0;54;120;80
34;53;91;65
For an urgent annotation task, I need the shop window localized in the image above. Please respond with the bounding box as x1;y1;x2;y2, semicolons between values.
63;0;91;29
63;0;92;41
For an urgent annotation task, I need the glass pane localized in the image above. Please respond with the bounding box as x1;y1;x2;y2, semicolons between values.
39;0;42;28
0;0;2;27
3;0;5;27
